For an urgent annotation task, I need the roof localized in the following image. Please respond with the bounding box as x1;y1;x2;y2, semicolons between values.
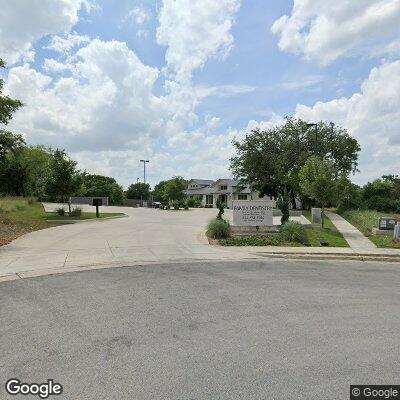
188;179;214;186
185;186;214;195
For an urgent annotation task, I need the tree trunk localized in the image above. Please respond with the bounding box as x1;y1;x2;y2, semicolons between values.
68;199;71;216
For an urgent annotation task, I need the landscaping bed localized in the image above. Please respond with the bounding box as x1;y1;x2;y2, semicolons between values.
208;211;349;248
339;209;400;249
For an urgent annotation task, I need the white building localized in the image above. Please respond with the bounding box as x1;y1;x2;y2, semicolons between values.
185;178;264;208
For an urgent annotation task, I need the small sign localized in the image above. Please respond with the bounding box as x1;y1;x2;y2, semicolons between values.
232;200;274;227
379;217;397;231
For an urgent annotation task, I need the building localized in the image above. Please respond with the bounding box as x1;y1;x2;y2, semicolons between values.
185;178;263;208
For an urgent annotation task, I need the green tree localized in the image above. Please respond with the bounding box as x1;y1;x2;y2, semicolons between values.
299;156;338;228
45;149;83;215
0;58;23;125
230;118;360;209
163;176;187;204
0;145;52;198
126;182;150;200
152;180;168;202
82;174;125;205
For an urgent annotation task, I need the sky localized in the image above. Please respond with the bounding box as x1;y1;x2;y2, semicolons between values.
1;0;399;188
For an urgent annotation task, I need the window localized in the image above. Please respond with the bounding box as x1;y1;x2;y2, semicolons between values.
206;195;213;205
238;194;247;200
220;185;227;191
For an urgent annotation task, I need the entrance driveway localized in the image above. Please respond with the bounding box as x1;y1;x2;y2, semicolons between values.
1;205;399;280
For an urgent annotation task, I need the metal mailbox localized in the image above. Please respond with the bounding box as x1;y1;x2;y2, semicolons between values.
378;217;397;231
92;198;103;207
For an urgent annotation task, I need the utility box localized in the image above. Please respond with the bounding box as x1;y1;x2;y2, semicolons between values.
92;198;103;207
378;217;397;231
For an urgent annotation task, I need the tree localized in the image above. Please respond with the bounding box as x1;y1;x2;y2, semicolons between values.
299;156;338;228
163;176;187;204
126;182;150;200
0;58;23;125
152;180;168;202
82;174;125;205
45;149;83;215
230;118;360;209
0;145;52;198
276;190;290;225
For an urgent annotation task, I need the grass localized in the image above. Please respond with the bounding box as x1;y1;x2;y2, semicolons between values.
302;210;349;247
219;211;349;247
0;197;124;246
44;212;123;221
339;209;400;249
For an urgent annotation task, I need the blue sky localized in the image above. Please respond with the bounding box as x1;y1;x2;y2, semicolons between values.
1;0;400;188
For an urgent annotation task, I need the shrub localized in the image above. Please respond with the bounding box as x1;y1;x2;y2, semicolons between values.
160;204;164;210
174;204;179;210
365;196;396;212
184;205;189;210
27;197;37;205
220;235;284;246
56;207;65;216
70;207;82;217
165;205;170;210
216;199;225;219
206;218;230;239
186;197;196;208
276;191;290;224
279;221;306;243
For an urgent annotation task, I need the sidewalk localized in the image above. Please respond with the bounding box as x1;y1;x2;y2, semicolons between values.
325;211;377;252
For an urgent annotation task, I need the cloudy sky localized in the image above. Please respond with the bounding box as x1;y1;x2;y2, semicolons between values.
1;0;399;188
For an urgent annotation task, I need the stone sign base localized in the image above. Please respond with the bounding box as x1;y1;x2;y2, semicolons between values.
231;225;279;238
372;227;394;236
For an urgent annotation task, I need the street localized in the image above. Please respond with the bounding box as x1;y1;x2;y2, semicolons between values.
1;259;399;399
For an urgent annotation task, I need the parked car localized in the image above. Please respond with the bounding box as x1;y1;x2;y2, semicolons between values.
152;202;161;208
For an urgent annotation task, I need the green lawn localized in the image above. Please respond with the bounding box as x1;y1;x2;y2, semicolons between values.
219;211;349;247
302;210;349;247
44;212;124;221
339;209;400;249
0;197;124;246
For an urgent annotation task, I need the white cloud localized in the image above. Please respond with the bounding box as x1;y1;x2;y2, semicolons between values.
156;0;240;82
295;60;400;183
272;0;400;65
125;6;151;25
280;75;324;90
46;32;91;53
0;0;92;64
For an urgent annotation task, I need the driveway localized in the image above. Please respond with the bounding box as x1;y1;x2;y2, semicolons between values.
1;259;399;399
0;205;311;280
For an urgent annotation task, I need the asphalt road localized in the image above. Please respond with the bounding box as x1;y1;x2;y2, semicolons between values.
1;260;399;400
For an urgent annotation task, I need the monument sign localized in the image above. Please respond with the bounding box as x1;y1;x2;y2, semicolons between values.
232;200;274;227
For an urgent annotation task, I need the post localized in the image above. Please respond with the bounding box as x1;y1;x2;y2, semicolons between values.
140;159;149;184
96;204;99;218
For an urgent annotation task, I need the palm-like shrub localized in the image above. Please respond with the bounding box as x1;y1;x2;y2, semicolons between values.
279;221;306;243
207;218;231;239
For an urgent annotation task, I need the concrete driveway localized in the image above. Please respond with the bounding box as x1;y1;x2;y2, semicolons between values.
0;205;310;280
1;259;399;399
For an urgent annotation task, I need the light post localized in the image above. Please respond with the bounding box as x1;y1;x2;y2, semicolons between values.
136;177;139;184
140;160;149;184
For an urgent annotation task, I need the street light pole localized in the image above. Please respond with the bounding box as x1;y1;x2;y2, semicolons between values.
140;160;149;184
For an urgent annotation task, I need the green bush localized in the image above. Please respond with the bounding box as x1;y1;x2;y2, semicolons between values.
27;197;37;205
70;207;82;217
220;236;284;246
160;204;164;210
184;205;189;210
174;204;180;210
279;221;306;243
206;218;231;239
56;207;65;216
365;196;397;212
185;197;196;208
